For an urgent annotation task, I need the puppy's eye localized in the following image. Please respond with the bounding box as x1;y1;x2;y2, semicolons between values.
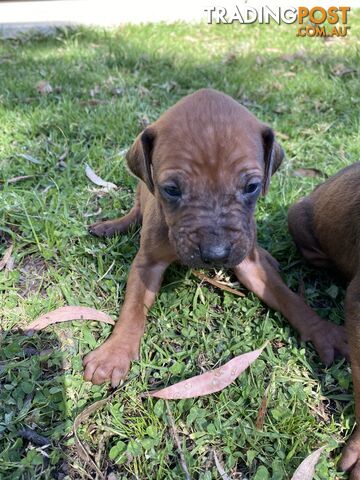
162;185;182;199
244;182;260;195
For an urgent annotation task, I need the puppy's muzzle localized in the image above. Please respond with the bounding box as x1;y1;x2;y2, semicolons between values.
199;241;231;265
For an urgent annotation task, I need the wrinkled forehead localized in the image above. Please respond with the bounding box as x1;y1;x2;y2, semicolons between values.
153;120;265;184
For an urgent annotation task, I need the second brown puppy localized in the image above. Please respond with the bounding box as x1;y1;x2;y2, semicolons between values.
288;162;360;478
83;88;348;388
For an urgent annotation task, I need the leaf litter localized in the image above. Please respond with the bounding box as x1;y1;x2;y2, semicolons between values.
23;298;322;479
25;306;115;332
192;270;245;297
293;167;325;178
147;345;265;399
290;446;326;480
0;244;13;271
85;164;118;190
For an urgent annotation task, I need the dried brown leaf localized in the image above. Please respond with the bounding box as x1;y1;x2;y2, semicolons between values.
275;131;289;141
5;256;14;272
36;80;53;95
85;164;117;190
331;64;356;77
25;306;115;332
293;168;324;178
0;244;13;271
147;346;265;399
291;446;326;480
255;390;268;430
192;270;245;297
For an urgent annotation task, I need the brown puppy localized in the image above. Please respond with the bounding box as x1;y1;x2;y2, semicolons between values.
288;162;360;479
83;89;348;390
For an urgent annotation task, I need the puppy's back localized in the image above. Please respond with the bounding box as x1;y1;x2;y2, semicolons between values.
312;162;360;278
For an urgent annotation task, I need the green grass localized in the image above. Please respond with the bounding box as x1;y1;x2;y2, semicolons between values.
0;16;359;479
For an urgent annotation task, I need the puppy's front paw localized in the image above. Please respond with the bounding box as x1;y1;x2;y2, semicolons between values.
83;340;136;387
309;321;349;365
340;428;360;479
88;220;115;238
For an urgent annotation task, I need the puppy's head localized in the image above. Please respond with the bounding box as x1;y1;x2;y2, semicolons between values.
127;89;284;268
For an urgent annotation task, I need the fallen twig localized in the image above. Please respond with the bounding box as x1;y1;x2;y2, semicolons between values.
192;270;245;297
165;400;191;480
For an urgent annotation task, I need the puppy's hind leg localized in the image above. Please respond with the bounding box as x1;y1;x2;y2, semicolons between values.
89;187;142;238
288;197;331;269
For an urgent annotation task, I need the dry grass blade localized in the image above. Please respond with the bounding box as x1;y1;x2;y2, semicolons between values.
291;446;326;480
165;400;191;480
6;175;34;184
85;164;117;190
147;346;265;399
192;270;245;297
213;450;231;480
0;244;13;271
73;381;130;479
25;306;115;332
74;394;117;479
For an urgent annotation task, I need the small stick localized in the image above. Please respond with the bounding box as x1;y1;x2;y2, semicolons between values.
165;400;191;480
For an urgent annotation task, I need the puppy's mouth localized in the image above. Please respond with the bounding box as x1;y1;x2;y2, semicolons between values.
173;242;249;269
178;252;247;269
168;226;253;269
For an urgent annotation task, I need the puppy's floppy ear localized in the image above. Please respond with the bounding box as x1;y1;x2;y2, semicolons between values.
126;127;156;193
262;127;285;195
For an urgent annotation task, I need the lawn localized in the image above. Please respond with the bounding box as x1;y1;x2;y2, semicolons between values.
0;15;359;480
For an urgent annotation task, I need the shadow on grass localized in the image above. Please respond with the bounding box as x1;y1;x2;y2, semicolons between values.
0;329;68;479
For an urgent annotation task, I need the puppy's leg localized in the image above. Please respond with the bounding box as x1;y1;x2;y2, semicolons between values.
89;207;141;238
234;247;349;364
89;188;141;238
288;197;332;268
83;251;170;387
339;275;360;479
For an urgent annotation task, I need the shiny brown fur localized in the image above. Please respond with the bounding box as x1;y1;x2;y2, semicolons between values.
288;162;360;478
83;89;348;393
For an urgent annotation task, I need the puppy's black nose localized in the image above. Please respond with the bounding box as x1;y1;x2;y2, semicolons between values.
200;244;230;264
